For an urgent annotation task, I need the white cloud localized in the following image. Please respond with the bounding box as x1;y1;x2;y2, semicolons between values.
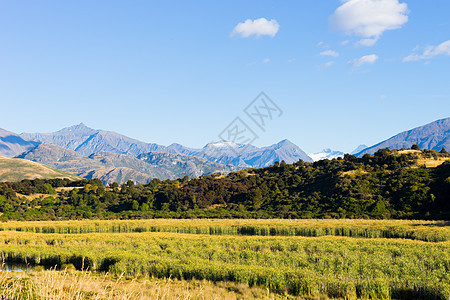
320;50;339;57
341;40;350;46
330;0;409;46
350;54;378;67
263;58;271;64
231;18;279;38
287;58;296;63
403;40;450;62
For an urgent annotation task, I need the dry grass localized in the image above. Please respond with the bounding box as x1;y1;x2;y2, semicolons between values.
397;150;421;155
412;157;450;168
0;269;282;300
16;193;54;201
393;149;450;168
0;156;81;182
55;187;82;192
340;169;368;177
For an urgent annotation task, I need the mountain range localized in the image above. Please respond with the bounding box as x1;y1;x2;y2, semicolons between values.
2;123;315;184
19;123;314;167
16;144;236;185
166;139;313;167
2;117;450;184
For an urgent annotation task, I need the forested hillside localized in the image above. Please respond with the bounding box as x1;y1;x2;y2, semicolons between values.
1;148;449;220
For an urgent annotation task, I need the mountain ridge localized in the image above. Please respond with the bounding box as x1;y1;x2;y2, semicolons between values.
17;144;236;185
20;124;313;167
0;128;39;158
357;117;450;156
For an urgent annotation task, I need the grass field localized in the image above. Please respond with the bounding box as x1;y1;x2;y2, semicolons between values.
1;219;449;299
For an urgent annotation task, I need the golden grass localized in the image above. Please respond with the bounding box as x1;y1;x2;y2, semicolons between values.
397;150;421;155
0;219;449;299
340;169;368;177
392;149;450;168
16;193;55;201
412;157;450;168
1;269;282;300
1;218;448;245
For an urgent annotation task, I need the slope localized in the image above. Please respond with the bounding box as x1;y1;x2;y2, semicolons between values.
357;117;450;156
0;156;81;182
0;128;39;158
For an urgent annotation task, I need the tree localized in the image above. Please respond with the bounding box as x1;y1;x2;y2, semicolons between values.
140;203;150;212
44;183;57;195
247;188;263;210
440;147;448;154
126;180;135;187
132;200;139;211
411;144;420;150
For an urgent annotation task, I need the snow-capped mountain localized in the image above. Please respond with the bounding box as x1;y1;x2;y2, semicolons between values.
308;145;369;162
18;124;313;168
169;139;313;167
308;149;344;162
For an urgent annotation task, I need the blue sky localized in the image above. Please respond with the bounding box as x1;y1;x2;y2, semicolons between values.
1;0;449;153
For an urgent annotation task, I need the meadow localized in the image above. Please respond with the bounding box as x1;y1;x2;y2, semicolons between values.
1;219;449;299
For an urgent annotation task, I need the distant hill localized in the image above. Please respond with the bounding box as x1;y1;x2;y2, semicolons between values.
0;128;39;158
357;118;450;156
88;151;172;179
20;123;313;167
0;156;81;182
80;167;155;186
168;139;313;167
137;152;238;178
17;144;236;185
16;143;104;175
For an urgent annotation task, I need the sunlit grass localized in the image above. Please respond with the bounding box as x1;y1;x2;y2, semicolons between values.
1;269;280;299
1;219;448;242
0;219;449;299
